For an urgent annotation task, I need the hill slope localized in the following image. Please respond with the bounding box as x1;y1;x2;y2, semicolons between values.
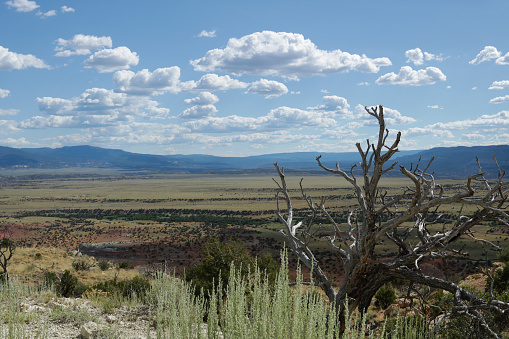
0;144;506;178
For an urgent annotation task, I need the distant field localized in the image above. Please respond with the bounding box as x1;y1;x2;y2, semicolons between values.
1;171;507;281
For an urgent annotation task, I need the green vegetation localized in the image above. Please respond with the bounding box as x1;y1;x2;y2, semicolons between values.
374;285;396;310
185;238;278;298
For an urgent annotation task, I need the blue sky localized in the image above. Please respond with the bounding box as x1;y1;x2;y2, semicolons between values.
1;0;509;156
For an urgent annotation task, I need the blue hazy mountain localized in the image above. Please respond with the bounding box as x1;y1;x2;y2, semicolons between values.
0;144;507;178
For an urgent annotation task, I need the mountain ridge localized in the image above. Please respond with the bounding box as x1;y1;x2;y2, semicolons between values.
0;144;507;178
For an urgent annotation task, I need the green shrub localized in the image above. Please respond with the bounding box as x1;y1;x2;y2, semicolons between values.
185;238;278;299
374;285;396;310
498;247;509;263
34;253;42;260
487;263;509;294
59;270;88;297
43;270;87;298
117;261;134;270
92;276;150;301
72;259;92;272
98;260;111;271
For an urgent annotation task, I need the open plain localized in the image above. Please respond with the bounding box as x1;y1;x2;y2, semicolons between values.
1;170;507;284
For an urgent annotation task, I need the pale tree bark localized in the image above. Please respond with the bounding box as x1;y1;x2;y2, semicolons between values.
273;105;509;338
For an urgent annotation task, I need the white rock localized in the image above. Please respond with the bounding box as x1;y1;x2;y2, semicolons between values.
106;315;117;323
81;321;99;339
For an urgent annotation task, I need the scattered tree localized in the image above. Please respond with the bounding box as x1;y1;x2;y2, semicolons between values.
273;105;509;337
0;235;15;282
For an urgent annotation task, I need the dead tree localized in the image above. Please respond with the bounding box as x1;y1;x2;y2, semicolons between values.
273;105;509;337
0;237;15;282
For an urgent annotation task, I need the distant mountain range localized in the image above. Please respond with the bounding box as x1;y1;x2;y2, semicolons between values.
0;145;507;178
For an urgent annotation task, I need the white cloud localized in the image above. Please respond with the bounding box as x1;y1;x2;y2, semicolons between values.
462;133;485;140
357;82;369;86
31;88;170;128
489;80;509;90
0;109;19;116
472;87;477;90
0;137;35;147
379;107;416;124
405;48;424;66
36;9;56;18
54;34;112;57
320;89;329;93
181;74;248;92
20;115;76;128
489;95;509;104
427;105;443;109
198;30;216;38
0;88;10;98
0;46;50;70
184;106;337;132
309;95;351;116
179;104;218;119
375;66;446;86
114;67;181;95
0;119;20;133
348;104;415;125
469;46;501;65
405;48;444;66
183;92;219;105
430;111;509;129
245;79;288;98
61;5;74;13
403;127;454;139
496;52;509;65
190;31;392;80
83;46;139;73
5;0;39;12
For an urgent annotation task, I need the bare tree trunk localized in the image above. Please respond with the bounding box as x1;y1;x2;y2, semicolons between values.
274;105;509;338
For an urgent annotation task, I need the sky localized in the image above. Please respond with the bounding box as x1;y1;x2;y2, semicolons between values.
1;1;509;156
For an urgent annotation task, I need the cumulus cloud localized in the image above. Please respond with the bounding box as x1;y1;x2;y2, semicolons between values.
489;80;509;90
114;67;181;95
181;74;248;92
83;46;139;73
403;127;454;139
190;31;391;80
5;0;39;12
54;34;112;57
430;111;509;129
375;66;446;86
198;30;216;38
0;109;19;116
245;79;288;98
309;95;351;116
469;46;501;65
405;48;443;66
30;88;170;129
61;5;74;13
36;9;56;18
346;105;415;125
496;52;509;65
0;137;34;147
0;46;50;70
184;106;337;132
0;88;10;98
489;95;509;104
462;133;485;140
0;119;20;133
183;92;219;105
179;104;218;119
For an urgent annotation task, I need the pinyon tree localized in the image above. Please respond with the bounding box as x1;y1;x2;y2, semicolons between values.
273;105;509;337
